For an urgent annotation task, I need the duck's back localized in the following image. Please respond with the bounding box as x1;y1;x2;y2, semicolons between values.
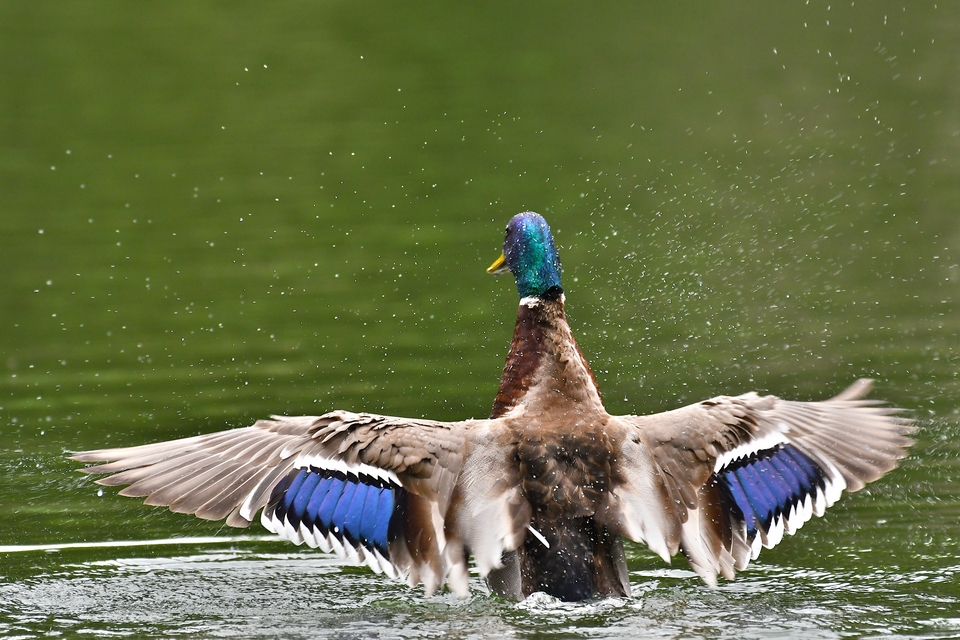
490;418;630;601
483;293;629;600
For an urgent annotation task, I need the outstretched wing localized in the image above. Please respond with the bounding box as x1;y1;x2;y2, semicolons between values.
72;410;475;596
606;379;914;584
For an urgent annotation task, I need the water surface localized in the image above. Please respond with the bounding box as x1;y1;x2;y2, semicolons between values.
2;2;958;638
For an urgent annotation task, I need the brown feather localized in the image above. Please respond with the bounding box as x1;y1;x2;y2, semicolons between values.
490;302;547;418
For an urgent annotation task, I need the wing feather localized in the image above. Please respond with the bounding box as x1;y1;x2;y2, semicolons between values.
611;379;913;584
72;410;477;597
448;422;531;576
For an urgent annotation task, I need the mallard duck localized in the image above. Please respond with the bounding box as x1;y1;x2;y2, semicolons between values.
73;212;913;602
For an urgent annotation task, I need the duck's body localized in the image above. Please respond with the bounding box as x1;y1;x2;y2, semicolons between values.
484;293;625;600
73;212;913;601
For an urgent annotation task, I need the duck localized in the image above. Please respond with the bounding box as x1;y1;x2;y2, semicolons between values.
72;212;914;602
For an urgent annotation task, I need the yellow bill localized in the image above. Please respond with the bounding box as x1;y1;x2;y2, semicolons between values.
487;253;509;274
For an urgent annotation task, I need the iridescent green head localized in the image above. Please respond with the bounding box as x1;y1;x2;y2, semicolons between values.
487;212;563;299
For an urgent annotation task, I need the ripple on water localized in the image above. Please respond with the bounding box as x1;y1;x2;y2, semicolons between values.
1;544;959;638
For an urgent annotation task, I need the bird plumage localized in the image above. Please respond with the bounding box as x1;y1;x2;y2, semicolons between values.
72;212;914;601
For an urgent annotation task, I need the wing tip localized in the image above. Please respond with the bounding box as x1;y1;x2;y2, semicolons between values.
831;378;874;401
69;450;111;465
77;465;105;476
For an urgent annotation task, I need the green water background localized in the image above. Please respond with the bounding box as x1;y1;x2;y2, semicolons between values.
2;2;958;637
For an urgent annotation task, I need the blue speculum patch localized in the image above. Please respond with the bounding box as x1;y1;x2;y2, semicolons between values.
715;444;826;540
271;467;405;557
